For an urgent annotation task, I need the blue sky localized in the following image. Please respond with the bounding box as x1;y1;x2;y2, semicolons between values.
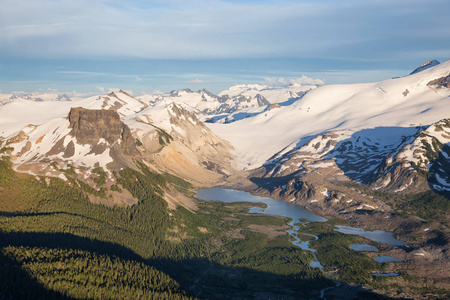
1;0;449;95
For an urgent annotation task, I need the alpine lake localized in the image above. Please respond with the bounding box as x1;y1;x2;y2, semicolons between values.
197;188;407;279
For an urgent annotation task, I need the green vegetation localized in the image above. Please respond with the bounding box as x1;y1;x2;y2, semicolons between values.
76;178;107;198
164;172;192;190
61;164;76;176
0;246;192;300
299;219;383;284
400;191;450;223
295;233;316;242
110;184;122;193
238;214;288;227
0;155;332;299
158;129;173;146
310;232;381;284
213;230;324;282
0;146;14;154
92;167;107;187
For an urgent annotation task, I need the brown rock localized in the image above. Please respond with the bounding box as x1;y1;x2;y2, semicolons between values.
427;73;450;89
68;107;139;156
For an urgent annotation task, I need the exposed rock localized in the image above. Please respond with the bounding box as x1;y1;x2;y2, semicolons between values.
138;103;235;186
68;107;139;156
269;103;281;110
410;60;440;75
255;94;270;106
427;73;450;89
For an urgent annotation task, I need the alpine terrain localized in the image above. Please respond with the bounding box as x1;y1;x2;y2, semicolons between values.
1;60;449;299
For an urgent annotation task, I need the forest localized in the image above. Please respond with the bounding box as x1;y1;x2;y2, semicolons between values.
0;152;435;299
0;154;337;299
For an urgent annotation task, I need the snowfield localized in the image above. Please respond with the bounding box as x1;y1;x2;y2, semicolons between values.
206;60;450;169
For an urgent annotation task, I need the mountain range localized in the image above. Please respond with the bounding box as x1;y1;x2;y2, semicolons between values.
1;59;449;299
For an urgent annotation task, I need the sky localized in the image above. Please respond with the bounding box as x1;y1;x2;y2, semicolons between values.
0;0;449;96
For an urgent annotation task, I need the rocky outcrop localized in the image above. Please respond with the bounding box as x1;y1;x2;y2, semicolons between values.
410;60;440;75
427;73;450;89
68;107;139;156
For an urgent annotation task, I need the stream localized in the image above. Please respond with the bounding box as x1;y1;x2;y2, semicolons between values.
196;188;406;298
197;188;328;267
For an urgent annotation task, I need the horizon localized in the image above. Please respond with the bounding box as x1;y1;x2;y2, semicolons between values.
1;57;443;97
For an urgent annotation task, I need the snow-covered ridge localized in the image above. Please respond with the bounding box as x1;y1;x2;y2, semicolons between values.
136;82;318;116
410;60;440;75
0;92;72;106
1;59;449;181
206;59;450;170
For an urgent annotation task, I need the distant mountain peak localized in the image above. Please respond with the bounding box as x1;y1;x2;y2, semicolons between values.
410;59;440;75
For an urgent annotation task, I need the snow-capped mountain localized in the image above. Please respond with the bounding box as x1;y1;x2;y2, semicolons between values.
1;59;449;207
218;83;315;105
200;59;450;210
138;82;317;116
207;60;450;171
0;89;233;192
0;92;17;106
145;89;220;115
0;92;73;105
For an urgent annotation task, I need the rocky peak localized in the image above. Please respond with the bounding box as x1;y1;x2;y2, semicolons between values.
118;89;133;97
170;89;194;97
200;89;218;98
68;107;139;156
255;94;270;106
106;92;119;99
168;103;200;125
410;60;440;75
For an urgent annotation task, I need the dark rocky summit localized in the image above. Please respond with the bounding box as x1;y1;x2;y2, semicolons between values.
410;59;440;75
68;107;139;156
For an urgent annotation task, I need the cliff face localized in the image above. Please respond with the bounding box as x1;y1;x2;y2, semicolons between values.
68;107;139;156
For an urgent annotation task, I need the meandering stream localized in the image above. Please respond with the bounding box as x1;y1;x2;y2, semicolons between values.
196;188;406;297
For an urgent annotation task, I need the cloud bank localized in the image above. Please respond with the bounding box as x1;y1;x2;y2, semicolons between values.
1;0;449;61
264;75;324;86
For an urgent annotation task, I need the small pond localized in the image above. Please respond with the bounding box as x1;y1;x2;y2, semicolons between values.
335;225;406;247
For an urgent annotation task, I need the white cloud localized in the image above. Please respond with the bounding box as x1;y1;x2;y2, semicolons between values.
264;75;324;86
96;86;105;93
1;0;448;61
189;79;204;84
11;91;29;96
